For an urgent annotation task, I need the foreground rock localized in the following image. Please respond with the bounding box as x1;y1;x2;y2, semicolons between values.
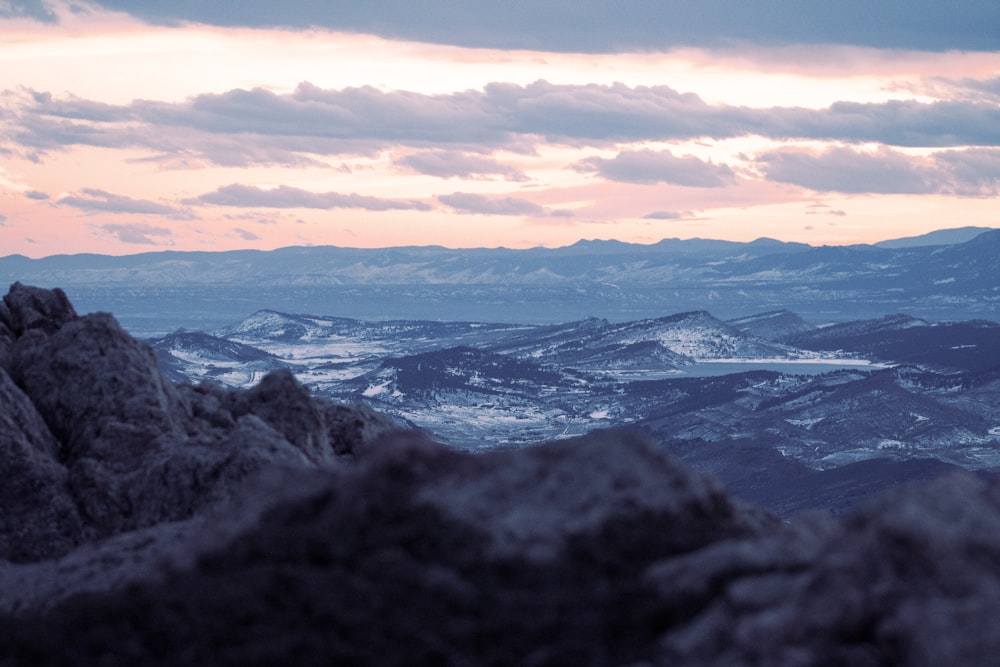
2;284;1000;665
3;434;1000;665
0;282;402;560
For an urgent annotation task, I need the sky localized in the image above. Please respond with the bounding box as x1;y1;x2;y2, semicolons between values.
1;1;1000;256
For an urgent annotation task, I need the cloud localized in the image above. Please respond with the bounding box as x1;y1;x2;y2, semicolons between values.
99;222;173;245
224;212;279;225
187;184;432;211
575;149;736;187
805;204;848;217
24;190;49;200
84;1;1000;53
17;81;1000;171
758;146;935;194
396;150;527;181
939;76;1000;103
643;210;696;220
806;99;1000;147
15;83;512;166
0;214;7;225
759;146;1000;196
233;227;260;241
437;192;547;216
57;188;196;219
0;0;55;22
933;148;1000;195
142;82;504;144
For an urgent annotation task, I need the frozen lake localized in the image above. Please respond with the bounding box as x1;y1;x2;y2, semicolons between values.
602;359;886;380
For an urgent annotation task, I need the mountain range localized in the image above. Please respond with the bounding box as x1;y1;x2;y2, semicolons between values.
2;226;997;334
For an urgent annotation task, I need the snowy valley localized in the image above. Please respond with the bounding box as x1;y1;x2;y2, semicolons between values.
150;306;1000;513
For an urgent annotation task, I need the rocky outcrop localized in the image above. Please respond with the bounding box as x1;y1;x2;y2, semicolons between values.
0;283;77;338
2;283;1000;665
0;283;403;560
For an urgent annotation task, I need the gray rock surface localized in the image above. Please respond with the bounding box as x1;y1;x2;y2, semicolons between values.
0;283;404;561
417;428;775;561
650;471;1000;665
0;369;84;562
0;282;77;337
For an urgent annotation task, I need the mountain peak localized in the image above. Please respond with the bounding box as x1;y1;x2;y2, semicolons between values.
875;226;998;248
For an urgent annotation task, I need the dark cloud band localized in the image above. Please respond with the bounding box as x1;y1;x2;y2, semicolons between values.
81;1;1000;53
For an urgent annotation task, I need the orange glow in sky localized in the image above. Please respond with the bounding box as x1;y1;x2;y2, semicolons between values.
1;2;998;256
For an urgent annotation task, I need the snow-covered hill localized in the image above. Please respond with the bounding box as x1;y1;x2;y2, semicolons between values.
144;306;1000;472
148;330;286;385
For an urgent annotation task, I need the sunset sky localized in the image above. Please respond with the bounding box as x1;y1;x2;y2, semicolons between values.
1;0;999;256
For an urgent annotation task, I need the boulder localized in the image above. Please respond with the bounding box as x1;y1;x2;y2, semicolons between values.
320;399;408;460
0;282;77;337
0;284;403;555
230;368;333;465
0;369;84;562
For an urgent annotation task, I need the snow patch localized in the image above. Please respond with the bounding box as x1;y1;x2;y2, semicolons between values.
363;381;392;398
877;439;906;450
786;417;824;429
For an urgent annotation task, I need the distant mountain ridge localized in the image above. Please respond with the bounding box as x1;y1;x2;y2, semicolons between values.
2;229;996;289
2;227;998;332
874;226;997;248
